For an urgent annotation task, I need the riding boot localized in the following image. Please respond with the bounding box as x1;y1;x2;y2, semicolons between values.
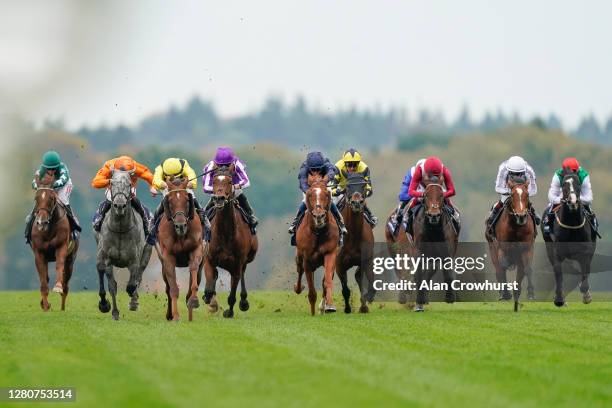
25;211;34;244
331;202;347;246
529;203;541;225
147;203;164;246
288;202;307;235
236;193;258;227
542;204;553;235
131;196;150;236
585;204;601;239
93;200;111;232
363;204;378;226
65;205;82;232
485;201;503;233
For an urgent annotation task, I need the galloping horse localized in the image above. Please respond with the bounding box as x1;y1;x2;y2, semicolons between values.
413;178;459;312
542;169;596;306
336;173;375;313
95;170;152;320
294;174;340;315
203;165;258;318
29;175;79;311
485;176;536;312
157;178;204;321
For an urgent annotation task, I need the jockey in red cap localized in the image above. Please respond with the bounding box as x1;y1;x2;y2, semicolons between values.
543;157;598;237
404;156;460;234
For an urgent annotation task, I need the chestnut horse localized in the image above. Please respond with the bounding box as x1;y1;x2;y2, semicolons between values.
29;176;79;311
157;178;204;321
294;174;340;315
203;165;258;318
486;177;536;312
337;173;376;313
412;179;458;312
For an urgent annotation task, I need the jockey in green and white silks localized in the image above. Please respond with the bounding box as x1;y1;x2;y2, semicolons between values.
485;155;540;233
26;151;81;243
543;157;597;236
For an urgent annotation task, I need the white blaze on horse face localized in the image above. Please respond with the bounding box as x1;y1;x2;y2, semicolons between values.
566;178;577;204
42;192;46;200
516;187;524;211
314;187;322;207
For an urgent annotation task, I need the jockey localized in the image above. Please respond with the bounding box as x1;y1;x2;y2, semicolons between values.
26;151;81;243
543;157;598;235
202;147;258;228
486;155;539;232
390;158;425;232
91;155;154;236
405;156;459;232
332;148;377;226
147;157;207;245
288;151;347;245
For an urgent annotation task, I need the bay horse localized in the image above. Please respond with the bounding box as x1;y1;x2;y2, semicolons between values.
157;178;204;321
337;173;376;313
294;173;340;315
542;169;596;306
385;204;417;305
413;178;458;312
29;175;79;311
485;176;536;312
203;164;258;318
95;170;152;320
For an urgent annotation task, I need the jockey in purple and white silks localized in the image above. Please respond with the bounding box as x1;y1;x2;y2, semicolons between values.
202;146;258;227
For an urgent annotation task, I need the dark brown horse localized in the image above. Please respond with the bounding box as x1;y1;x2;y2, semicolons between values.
486;178;536;312
413;179;458;312
203;165;258;318
294;174;340;315
157;178;204;321
337;173;375;313
385;204;417;305
29;176;79;311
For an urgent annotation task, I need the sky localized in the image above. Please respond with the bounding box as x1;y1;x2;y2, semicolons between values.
2;0;612;129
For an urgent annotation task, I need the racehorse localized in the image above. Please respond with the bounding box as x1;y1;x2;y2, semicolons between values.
385;203;417;305
542;169;597;306
413;178;459;312
29;175;79;311
485;175;536;312
157;178;204;321
202;165;258;318
294;173;340;315
336;173;376;313
95;170;152;320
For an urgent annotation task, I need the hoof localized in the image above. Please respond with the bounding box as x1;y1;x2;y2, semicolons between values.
126;284;137;297
99;300;111;313
514;301;520;312
223;309;234;318
166;313;173;321
129;302;139;312
294;283;303;294
324;305;337;313
583;292;592;304
208;304;219;313
344;305;352;314
52;283;63;294
239;299;249;312
445;291;456;304
187;298;200;310
414;304;425;312
498;294;512;301
554;298;566;307
359;305;369;314
527;293;536;301
365;290;376;304
398;291;408;304
112;311;120;321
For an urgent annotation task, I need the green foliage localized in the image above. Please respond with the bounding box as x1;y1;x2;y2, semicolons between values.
397;132;450;151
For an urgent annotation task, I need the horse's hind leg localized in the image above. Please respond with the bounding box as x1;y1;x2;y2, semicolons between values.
97;264;111;313
337;263;351;314
305;269;317;316
162;272;172;321
580;257;592;304
239;264;249;312
223;267;241;318
61;254;75;311
203;260;219;313
294;255;304;294
526;264;535;300
106;267;120;320
34;253;50;311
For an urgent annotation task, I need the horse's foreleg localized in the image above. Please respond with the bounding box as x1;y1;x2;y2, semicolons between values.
186;250;203;322
323;253;337;313
580;257;592;304
239;264;249;312
223;267;241;318
106;266;120;320
495;252;512;301
442;267;456;304
34;252;50;311
162;271;172;321
362;252;377;305
203;259;218;313
163;257;180;321
553;260;565;307
337;263;351;314
61;256;74;311
514;264;525;312
97;262;110;313
53;245;68;294
414;267;427;311
294;254;304;294
127;264;140;312
305;267;316;316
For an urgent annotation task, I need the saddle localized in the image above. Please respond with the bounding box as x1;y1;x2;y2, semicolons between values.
205;201;256;241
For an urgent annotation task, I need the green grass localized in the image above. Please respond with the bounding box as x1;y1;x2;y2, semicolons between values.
1;291;611;408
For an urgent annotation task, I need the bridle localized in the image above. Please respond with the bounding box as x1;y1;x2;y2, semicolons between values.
505;183;529;222
556;175;586;229
307;184;330;229
166;188;194;223
34;187;60;226
424;183;443;214
211;173;235;209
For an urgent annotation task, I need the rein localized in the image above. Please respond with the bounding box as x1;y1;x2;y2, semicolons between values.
34;188;64;225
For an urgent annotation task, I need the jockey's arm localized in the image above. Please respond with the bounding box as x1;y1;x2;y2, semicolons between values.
152;165;166;190
234;159;250;189
52;165;70;189
134;162;154;186
183;161;197;189
298;162;310;193
548;174;562;204
363;166;373;197
525;164;537;196
91;162;112;189
331;165;344;196
442;167;456;198
408;166;424;198
398;170;412;201
581;175;593;204
494;162;509;195
202;161;214;194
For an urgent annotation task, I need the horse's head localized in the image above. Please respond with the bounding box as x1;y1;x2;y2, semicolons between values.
306;180;331;230
423;177;444;225
345;172;367;212
561;169;581;212
110;170;134;217
34;175;57;232
507;178;530;226
164;178;194;236
211;164;235;209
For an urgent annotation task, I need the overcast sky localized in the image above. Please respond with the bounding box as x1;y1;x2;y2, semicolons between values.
2;0;611;129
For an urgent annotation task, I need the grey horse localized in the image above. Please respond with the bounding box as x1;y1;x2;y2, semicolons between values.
95;170;152;320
